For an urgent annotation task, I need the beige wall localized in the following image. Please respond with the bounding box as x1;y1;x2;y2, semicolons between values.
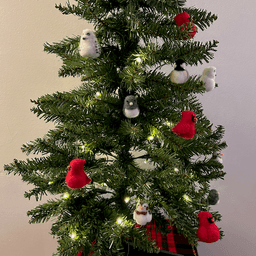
1;0;256;255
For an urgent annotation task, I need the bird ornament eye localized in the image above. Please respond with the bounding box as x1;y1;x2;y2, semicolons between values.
87;32;91;36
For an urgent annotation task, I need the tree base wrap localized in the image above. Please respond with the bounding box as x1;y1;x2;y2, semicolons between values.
79;221;198;256
132;221;198;256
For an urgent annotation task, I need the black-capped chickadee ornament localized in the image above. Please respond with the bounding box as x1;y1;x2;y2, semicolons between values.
170;59;189;84
78;29;101;58
123;95;140;118
133;201;152;226
200;67;216;92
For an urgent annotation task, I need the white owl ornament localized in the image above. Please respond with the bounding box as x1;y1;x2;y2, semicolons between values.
200;66;216;92
78;29;101;58
133;201;152;226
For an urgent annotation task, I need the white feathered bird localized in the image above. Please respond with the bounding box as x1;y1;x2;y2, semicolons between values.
133;201;152;226
78;29;101;58
200;67;216;92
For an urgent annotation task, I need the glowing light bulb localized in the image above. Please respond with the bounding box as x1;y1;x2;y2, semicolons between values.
124;197;130;203
183;194;192;202
96;92;101;97
70;231;78;240
62;192;70;199
148;135;154;141
135;57;142;63
174;168;179;172
48;181;53;185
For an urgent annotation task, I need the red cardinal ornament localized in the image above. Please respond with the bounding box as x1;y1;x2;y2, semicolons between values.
174;12;197;39
197;211;220;243
66;159;91;189
172;111;197;139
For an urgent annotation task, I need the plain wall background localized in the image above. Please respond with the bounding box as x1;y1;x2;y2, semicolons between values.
1;0;255;255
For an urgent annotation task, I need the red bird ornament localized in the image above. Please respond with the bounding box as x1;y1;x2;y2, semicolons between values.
66;158;91;189
197;211;220;243
174;12;197;39
172;111;197;139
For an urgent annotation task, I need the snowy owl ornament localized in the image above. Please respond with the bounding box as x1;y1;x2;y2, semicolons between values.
170;59;189;84
123;95;140;118
78;29;101;58
200;67;216;92
133;201;152;226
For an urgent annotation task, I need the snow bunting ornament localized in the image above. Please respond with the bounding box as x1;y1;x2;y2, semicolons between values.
133;201;152;226
200;67;217;92
170;59;189;84
212;152;223;164
123;95;140;118
78;29;101;58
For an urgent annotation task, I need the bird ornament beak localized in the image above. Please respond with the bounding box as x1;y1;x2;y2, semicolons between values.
207;217;214;223
67;165;71;170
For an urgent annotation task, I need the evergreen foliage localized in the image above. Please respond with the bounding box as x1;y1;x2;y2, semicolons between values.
4;0;227;255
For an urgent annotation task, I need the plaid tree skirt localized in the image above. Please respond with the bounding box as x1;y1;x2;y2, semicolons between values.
77;221;198;256
131;221;198;256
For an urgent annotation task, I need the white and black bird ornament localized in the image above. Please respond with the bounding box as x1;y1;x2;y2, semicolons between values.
123;95;140;118
170;59;189;84
133;201;152;226
200;67;216;92
78;29;101;58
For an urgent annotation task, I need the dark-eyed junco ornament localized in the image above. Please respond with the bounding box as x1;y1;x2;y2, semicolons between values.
197;211;220;243
170;59;189;84
200;67;217;92
123;95;140;118
172;111;197;139
66;159;91;189
133;201;152;226
78;29;101;58
174;12;197;39
207;189;220;205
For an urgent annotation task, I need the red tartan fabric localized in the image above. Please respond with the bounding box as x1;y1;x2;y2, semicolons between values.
135;220;198;256
78;221;198;256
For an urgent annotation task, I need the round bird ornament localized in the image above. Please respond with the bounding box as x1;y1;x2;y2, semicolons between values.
133;201;152;226
123;95;140;118
170;59;189;84
200;67;216;92
78;29;101;58
207;189;220;205
172;111;197;139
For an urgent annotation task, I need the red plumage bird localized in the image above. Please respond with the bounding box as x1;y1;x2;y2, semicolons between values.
66;158;91;189
197;211;220;243
174;12;197;39
172;111;197;139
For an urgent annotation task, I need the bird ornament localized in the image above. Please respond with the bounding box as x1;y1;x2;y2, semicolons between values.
66;158;91;189
174;12;197;39
197;211;220;243
172;111;197;139
212;151;223;164
78;29;101;58
170;59;189;84
133;201;152;226
123;95;140;118
207;189;220;205
200;67;217;92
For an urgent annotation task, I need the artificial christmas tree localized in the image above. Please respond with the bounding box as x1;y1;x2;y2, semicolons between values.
4;0;227;255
